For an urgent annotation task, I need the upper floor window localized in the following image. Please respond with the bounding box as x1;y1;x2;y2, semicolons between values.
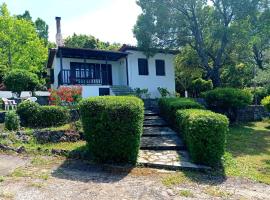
138;58;149;75
156;60;165;76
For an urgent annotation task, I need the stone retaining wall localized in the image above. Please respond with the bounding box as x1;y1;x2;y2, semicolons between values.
236;105;269;122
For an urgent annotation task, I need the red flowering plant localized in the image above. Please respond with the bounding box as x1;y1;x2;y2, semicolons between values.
49;86;82;107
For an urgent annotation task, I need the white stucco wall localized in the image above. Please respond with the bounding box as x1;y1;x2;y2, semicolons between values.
126;50;176;98
82;86;111;98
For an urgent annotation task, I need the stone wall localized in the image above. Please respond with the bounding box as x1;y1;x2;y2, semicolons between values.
236;105;269;122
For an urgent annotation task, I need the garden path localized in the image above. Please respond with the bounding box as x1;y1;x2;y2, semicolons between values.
138;110;210;170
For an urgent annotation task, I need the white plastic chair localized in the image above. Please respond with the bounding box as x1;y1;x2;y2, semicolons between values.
2;97;17;110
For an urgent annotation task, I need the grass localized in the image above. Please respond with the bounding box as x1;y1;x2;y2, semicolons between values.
179;190;194;198
162;121;270;186
203;186;232;197
224;121;270;184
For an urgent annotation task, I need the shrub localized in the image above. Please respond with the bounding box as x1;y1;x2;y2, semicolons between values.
191;78;213;97
49;86;82;106
244;87;270;104
158;87;171;98
261;96;270;112
17;101;40;127
159;98;204;128
3;69;40;93
5;111;20;131
176;109;229;166
36;106;69;128
17;101;69;128
203;88;253;121
134;88;151;99
79;96;144;164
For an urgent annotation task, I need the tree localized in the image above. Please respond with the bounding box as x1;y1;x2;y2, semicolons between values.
134;0;261;87
3;69;41;93
35;18;49;44
64;33;121;50
0;3;47;76
17;10;32;21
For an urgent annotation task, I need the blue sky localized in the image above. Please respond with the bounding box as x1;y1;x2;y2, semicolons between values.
0;0;141;44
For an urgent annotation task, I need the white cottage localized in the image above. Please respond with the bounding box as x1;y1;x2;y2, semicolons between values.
47;17;177;98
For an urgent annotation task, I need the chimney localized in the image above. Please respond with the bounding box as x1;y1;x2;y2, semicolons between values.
55;17;64;47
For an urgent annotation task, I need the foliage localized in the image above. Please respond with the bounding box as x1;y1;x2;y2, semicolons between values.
79;96;144;164
134;0;268;87
5;111;20;131
158;97;204;128
49;86;82;106
261;96;270;111
203;88;253;121
134;88;151;99
244;87;270;104
17;101;69;128
0;3;48;75
16;101;40;127
191;78;213;97
157;87;170;98
176;109;229;166
64;33;121;50
3;69;40;93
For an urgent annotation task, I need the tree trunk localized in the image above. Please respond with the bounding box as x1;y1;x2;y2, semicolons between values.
210;67;221;88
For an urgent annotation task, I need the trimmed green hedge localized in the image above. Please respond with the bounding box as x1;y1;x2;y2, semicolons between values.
79;96;144;164
17;101;69;128
176;109;229;166
5;111;20;131
159;98;204;128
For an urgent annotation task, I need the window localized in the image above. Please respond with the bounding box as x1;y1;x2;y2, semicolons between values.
156;60;165;76
138;58;149;75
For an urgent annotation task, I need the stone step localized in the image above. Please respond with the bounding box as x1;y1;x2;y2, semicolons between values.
143;127;178;137
144;119;168;127
138;150;210;171
140;135;185;151
144;115;163;120
144;110;159;116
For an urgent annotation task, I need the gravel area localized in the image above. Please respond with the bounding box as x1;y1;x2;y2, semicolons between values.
0;154;269;200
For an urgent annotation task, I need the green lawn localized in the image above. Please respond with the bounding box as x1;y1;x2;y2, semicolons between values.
224;121;270;184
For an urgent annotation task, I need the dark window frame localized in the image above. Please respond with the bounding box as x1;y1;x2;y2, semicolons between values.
155;59;166;76
138;58;149;76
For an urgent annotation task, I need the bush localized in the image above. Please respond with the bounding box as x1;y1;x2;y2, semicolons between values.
79;96;144;164
158;87;171;98
244;87;270;104
5;111;20;131
3;69;41;93
203;88;253;122
261;96;270;111
176;109;229;166
17;101;69;128
159;98;204;128
16;101;40;127
191;78;213;97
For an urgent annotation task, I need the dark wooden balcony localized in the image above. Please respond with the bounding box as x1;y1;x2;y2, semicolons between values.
58;69;102;86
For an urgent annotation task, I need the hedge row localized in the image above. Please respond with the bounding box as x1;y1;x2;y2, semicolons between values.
158;98;204;128
17;101;69;128
79;96;144;164
176;109;229;166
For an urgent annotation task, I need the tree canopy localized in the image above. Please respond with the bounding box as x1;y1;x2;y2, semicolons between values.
134;0;270;87
64;33;121;50
0;3;48;81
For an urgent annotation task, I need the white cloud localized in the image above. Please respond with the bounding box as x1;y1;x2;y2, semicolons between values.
49;0;141;45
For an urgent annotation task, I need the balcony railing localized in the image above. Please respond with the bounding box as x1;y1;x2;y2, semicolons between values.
58;70;102;86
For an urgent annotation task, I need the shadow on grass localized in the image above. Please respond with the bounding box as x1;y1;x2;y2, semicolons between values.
51;145;134;183
227;123;270;157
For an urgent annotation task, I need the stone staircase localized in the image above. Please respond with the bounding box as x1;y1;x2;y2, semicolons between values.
110;86;134;96
138;110;210;171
